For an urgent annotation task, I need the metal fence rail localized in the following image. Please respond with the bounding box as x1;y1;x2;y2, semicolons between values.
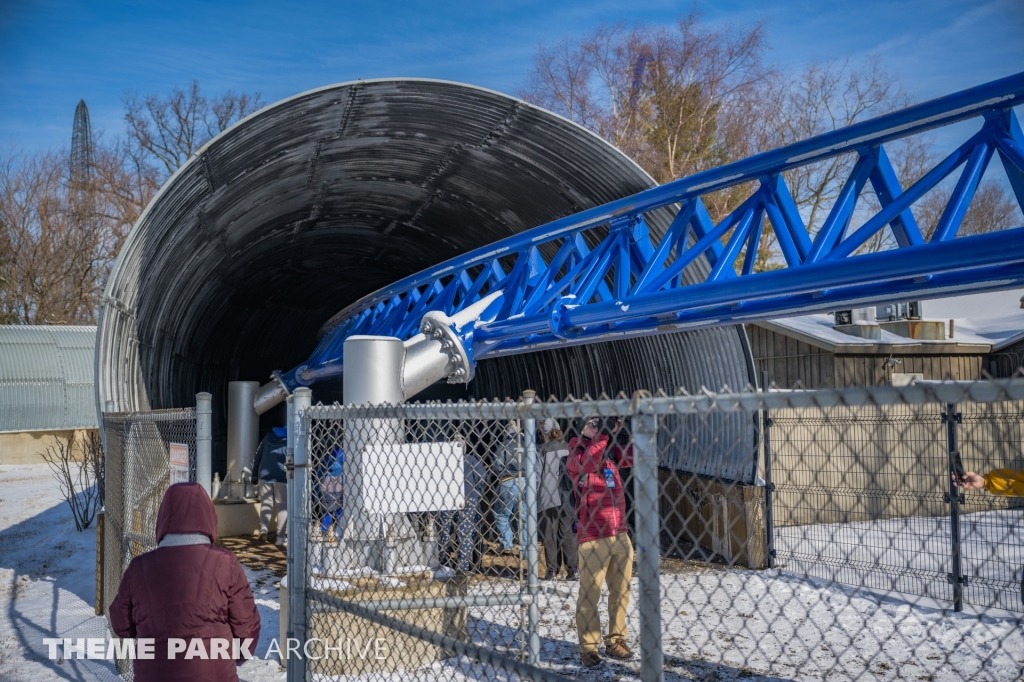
288;380;1024;682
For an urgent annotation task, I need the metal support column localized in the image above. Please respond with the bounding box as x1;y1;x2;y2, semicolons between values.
944;403;966;612
287;388;311;681
522;390;540;666
284;396;295;675
760;371;776;570
631;398;663;682
196;392;212;496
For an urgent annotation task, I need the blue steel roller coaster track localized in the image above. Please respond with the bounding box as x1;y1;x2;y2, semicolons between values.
276;72;1024;394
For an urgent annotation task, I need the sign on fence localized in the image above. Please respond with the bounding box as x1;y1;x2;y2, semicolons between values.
169;443;190;485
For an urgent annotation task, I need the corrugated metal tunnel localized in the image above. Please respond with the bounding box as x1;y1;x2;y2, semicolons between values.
96;79;756;478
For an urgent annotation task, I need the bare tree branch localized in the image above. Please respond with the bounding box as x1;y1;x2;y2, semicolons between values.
41;433;101;532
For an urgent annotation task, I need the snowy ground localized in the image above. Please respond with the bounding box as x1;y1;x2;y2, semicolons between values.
0;464;283;682
775;510;1024;610
2;464;1023;681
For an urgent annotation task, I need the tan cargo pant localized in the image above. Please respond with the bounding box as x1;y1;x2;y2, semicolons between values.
576;532;633;653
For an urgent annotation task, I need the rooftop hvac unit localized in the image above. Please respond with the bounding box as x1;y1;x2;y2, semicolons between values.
876;301;922;321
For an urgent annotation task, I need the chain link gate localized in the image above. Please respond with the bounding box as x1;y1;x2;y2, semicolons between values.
285;380;1024;681
101;406;197;679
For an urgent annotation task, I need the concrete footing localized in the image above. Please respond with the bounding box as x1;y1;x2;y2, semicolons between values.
214;499;261;538
303;574;468;675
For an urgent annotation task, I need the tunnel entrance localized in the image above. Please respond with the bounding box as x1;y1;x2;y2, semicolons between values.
97;79;755;476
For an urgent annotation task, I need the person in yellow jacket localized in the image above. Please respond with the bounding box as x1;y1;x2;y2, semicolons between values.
959;469;1024;496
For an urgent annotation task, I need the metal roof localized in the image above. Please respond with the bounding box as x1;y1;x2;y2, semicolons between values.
96;79;757;481
760;288;1024;355
0;325;98;433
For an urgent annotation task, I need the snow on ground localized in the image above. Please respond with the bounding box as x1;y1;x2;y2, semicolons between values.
2;464;1023;681
776;510;1024;610
0;464;284;682
0;464;117;682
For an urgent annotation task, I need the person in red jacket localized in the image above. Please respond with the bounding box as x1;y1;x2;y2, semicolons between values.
567;417;633;668
110;482;261;682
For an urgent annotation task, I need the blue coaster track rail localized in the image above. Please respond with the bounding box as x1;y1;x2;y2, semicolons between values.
277;72;1024;394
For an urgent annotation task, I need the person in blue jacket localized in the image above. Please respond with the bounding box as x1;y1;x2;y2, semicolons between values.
251;426;288;545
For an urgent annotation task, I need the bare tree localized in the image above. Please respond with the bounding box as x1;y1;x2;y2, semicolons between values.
751;58;933;270
123;81;264;179
519;10;773;218
41;433;101;531
0;149;107;323
85;430;105;507
0;82;257;324
912;180;1021;240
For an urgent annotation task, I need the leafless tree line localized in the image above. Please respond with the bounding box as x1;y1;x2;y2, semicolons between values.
2;19;1020;321
518;11;1021;272
0;82;263;324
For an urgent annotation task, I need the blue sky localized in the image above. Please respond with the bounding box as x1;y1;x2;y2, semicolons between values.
1;0;1022;154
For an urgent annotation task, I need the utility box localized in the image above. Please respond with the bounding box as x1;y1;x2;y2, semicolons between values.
878;320;946;340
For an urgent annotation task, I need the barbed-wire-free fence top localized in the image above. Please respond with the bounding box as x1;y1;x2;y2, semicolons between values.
288;381;1024;682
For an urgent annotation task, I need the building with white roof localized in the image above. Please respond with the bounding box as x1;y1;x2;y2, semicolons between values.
747;289;1024;388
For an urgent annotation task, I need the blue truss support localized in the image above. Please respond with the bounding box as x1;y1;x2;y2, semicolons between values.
994;108;1024;208
278;72;1024;391
868;145;924;248
932;141;995;242
807;151;876;262
741;208;766;276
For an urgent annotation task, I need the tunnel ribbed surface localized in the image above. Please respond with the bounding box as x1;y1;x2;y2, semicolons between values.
97;79;755;478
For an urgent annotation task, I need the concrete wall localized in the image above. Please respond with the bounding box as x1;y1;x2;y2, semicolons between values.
0;429;96;464
769;401;1024;527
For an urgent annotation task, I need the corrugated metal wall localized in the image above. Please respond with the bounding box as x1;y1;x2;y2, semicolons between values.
747;324;986;389
0;325;97;432
96;79;756;480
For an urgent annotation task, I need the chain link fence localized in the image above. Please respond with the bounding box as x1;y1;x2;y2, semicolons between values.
101;407;196;678
285;381;1024;681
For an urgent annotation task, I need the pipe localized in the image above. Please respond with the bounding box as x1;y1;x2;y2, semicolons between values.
286;387;311;682
340;336;425;574
254;373;289;416
227;381;260;497
195;392;212;496
522;390;540;666
631;407;664;682
346;593;533;611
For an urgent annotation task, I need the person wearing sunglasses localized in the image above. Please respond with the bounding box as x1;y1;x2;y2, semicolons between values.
566;416;634;667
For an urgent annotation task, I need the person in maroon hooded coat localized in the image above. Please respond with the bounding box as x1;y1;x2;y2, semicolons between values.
110;482;261;682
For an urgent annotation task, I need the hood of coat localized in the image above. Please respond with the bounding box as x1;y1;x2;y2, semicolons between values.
155;482;218;543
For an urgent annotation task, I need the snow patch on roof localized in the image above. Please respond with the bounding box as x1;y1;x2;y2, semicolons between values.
766;289;1024;351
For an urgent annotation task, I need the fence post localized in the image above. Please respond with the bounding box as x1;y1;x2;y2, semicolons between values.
944;402;965;612
631;396;663;682
287;388;311;681
521;390;541;666
196;392;212;496
760;371;776;570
